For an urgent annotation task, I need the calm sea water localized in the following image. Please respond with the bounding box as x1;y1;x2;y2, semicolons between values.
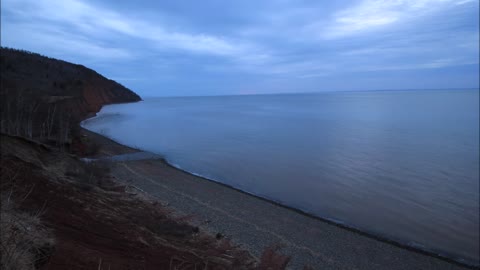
83;89;479;264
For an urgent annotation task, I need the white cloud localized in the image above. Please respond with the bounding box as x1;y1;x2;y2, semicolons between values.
1;21;133;60
355;58;479;71
2;0;264;60
455;0;476;4
317;0;475;39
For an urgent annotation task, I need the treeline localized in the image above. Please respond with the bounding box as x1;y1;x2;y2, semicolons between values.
0;88;75;146
1;47;80;145
1;46;56;60
0;47;141;147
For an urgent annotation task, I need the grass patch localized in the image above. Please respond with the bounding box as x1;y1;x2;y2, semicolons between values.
0;192;54;270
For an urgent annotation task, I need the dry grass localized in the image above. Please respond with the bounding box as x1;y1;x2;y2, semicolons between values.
66;160;113;191
257;245;291;270
81;160;111;184
0;192;54;270
0;157;54;269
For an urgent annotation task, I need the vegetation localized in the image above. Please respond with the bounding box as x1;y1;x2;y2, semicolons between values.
0;157;54;270
0;47;140;145
0;199;54;270
0;48;295;269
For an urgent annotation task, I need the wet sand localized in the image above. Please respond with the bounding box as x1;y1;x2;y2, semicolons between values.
84;129;475;270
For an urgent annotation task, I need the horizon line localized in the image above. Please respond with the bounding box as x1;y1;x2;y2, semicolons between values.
140;87;480;99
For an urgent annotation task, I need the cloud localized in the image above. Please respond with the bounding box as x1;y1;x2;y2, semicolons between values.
2;0;267;61
356;58;479;72
317;0;476;39
1;21;133;60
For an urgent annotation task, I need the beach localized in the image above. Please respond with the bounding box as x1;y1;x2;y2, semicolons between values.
84;129;475;270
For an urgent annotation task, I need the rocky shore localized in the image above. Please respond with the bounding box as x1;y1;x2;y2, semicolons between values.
82;129;475;270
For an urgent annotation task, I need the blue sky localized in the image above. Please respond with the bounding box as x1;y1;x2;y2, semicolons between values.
2;0;479;97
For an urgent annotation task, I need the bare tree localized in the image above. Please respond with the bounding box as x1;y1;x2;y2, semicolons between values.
46;104;56;139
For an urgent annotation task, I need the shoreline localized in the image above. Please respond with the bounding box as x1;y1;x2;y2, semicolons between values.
83;128;478;269
160;160;478;268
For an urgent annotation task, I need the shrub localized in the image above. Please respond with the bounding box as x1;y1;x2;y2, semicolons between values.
84;142;101;156
0;195;54;270
257;245;291;270
78;160;112;187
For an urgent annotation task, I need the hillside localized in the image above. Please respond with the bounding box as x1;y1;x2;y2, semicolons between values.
0;47;141;141
1;133;269;269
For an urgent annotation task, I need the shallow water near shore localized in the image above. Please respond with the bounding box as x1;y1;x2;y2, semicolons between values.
82;89;479;265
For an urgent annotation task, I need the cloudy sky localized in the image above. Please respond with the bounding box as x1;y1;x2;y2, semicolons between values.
2;0;479;97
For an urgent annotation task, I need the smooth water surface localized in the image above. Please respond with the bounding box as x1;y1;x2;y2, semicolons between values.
83;89;479;264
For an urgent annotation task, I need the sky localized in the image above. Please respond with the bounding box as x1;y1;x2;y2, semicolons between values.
1;0;479;97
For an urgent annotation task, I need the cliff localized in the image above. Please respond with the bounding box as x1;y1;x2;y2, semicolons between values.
0;47;141;136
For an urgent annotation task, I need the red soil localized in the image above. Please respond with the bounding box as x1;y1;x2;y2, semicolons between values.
1;135;257;270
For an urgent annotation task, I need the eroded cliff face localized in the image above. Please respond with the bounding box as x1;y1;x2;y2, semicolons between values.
0;47;141;122
0;47;141;139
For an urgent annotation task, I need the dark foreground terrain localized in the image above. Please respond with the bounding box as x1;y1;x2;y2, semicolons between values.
2;134;291;269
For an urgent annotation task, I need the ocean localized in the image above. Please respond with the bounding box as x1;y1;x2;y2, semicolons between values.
82;89;479;264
